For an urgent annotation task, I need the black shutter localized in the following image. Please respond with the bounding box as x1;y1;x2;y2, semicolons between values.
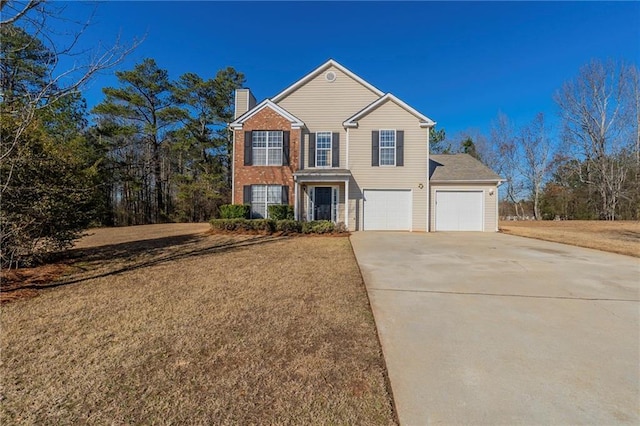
396;130;404;166
243;185;252;204
308;133;316;167
332;132;340;167
244;131;252;165
283;131;290;166
281;186;289;204
371;131;379;166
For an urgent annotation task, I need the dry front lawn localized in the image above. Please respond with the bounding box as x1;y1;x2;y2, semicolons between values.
1;226;395;424
500;220;640;257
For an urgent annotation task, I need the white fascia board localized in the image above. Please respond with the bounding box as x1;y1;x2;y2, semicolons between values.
272;59;384;103
430;179;503;184
229;99;305;130
343;93;436;128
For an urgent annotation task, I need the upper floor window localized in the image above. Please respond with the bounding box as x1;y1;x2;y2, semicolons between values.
379;130;396;166
316;132;332;167
252;131;283;166
309;132;339;168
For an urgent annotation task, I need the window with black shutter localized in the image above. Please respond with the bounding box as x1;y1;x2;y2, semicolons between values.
371;130;379;166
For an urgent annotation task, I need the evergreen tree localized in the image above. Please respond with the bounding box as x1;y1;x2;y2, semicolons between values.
93;59;186;222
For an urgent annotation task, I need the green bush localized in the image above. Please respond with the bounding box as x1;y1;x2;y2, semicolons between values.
252;219;276;233
302;220;335;234
275;220;302;233
268;204;294;220
219;204;250;219
210;218;346;235
210;218;275;233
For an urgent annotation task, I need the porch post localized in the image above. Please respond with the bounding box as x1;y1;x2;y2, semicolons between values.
345;178;349;229
293;180;299;220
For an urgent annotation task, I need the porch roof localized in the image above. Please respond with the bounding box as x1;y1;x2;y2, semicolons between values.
293;169;351;182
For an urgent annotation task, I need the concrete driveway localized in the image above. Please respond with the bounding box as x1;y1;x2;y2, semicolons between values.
350;232;639;425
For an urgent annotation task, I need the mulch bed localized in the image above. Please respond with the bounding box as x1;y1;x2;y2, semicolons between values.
1;263;77;304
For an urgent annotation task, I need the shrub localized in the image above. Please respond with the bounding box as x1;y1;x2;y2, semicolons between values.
219;204;250;219
252;219;276;233
302;220;335;234
210;218;346;236
268;205;294;220
275;220;302;233
210;218;275;233
334;222;348;233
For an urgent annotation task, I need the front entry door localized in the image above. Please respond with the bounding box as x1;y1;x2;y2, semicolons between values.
314;187;332;220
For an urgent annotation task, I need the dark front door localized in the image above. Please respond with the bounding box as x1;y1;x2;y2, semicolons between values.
314;187;332;221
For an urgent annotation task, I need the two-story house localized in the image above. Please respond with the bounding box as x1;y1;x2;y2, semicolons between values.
230;59;502;232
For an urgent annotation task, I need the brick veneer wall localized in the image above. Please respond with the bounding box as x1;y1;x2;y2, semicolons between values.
233;107;300;204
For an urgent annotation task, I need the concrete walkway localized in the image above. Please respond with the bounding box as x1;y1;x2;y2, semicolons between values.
350;232;639;425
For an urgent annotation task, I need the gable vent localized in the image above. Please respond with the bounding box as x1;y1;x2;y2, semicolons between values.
325;71;337;82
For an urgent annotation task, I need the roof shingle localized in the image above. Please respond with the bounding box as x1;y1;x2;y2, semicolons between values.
429;154;503;182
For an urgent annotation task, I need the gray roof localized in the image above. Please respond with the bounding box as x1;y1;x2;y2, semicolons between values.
294;168;351;182
294;168;351;177
429;154;503;182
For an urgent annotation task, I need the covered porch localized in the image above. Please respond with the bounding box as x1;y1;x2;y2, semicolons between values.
293;169;351;227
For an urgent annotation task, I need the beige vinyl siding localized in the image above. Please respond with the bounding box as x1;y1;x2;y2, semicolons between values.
429;183;499;232
347;100;429;231
276;66;380;170
234;89;250;119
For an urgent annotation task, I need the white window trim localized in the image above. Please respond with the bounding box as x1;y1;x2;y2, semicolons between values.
306;185;340;222
307;187;314;222
379;129;396;167
331;187;338;222
315;131;332;168
251;184;283;219
252;130;283;166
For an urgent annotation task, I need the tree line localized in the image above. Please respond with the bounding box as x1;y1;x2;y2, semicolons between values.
1;2;242;267
431;60;639;221
1;2;637;268
91;60;244;226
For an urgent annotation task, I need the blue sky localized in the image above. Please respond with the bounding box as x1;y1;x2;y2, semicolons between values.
59;1;639;138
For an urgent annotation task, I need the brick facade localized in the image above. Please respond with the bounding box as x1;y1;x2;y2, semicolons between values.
233;107;301;205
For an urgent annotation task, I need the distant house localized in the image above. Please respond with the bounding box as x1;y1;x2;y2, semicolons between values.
230;59;503;231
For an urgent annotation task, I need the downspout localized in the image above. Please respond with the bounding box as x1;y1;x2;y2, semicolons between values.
231;127;236;204
346;127;350;229
426;124;431;232
346;127;350;169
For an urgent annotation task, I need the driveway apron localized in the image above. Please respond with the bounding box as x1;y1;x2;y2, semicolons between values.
350;232;640;425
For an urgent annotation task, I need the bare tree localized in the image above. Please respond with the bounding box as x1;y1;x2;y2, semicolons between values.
516;113;555;220
554;59;636;220
489;113;524;218
631;65;640;218
0;0;141;190
1;1;140;266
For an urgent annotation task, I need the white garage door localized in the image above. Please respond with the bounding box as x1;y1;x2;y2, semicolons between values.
363;189;411;231
435;191;483;231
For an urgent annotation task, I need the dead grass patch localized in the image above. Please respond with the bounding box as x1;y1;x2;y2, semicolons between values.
500;220;640;257
0;225;395;424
